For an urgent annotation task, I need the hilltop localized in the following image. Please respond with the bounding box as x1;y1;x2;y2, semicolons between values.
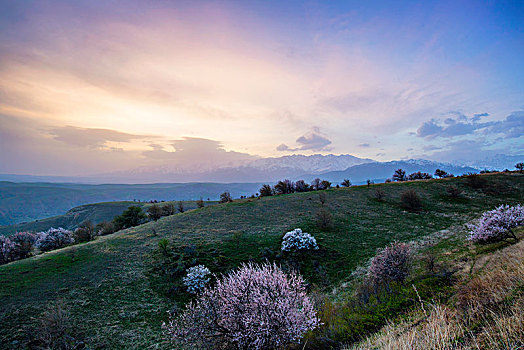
0;172;522;348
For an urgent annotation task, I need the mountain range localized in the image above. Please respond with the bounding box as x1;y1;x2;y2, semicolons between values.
3;153;519;184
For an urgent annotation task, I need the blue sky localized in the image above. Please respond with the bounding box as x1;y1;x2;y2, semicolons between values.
0;0;522;175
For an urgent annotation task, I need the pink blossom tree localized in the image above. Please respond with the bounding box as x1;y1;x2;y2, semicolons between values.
164;263;320;349
369;242;411;285
468;204;523;244
0;235;15;265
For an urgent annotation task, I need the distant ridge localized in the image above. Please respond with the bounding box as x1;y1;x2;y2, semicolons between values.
300;159;479;184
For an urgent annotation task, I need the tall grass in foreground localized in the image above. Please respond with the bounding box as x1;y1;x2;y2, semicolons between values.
348;238;524;349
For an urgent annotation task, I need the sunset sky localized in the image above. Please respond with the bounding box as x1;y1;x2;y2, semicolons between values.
0;0;523;176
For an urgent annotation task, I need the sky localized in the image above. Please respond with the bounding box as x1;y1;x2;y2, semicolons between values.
0;0;523;176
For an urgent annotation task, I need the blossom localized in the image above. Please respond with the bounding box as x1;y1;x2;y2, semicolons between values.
281;228;319;252
164;263;320;349
183;265;211;294
369;241;411;284
36;227;74;252
468;204;523;244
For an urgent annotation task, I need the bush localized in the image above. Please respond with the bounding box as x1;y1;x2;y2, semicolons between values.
400;189;422;211
320;180;332;190
183;265;211;294
392;168;407;182
164;263;319;349
315;209;333;230
177;201;185;213
32;300;83;349
369;242;411;285
96;221;115;236
147;204;163;221
73;220;96;243
274;179;295;195
0;235;15;265
374;188;386;201
162;202;176;216
259;184;273;197
434;169;448;178
36;228;74;252
341;179;352;187
467;204;523;244
446;185;463;198
113;206;147;230
408;171;432;180
10;231;37;260
294;180;309;192
281;228;319;252
219;191;233;203
196;197;205;208
465;174;487;189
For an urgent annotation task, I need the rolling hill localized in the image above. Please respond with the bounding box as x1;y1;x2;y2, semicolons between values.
0;181;261;226
0;172;522;348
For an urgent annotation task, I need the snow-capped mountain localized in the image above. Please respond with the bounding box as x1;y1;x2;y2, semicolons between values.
246;154;373;173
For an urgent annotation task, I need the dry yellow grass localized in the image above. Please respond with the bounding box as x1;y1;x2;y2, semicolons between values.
348;238;524;350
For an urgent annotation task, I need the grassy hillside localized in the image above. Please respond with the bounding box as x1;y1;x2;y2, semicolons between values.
0;201;138;236
0;173;522;349
0;181;261;225
0;200;210;236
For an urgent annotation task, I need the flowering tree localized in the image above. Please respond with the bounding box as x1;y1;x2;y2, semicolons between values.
468;204;523;244
36;227;74;252
0;235;15;265
10;231;37;260
164;263;320;349
281;228;319;252
183;265;211;294
369;242;411;285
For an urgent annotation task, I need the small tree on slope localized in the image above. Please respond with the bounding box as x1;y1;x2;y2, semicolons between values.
468;204;524;244
164;263;319;349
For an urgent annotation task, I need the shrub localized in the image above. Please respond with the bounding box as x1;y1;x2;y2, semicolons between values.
0;235;15;265
32;300;82;350
196;197;205;208
374;188;386;201
319;192;326;206
164;263;319;349
408;171;432;180
10;231;37;260
400;189;422;211
147;204;163;221
36;228;74;252
219;191;233;203
294;180;309;192
259;184;273;197
446;185;463;198
162;202;176;216
96;221;115;236
177;201;185;213
467;204;523;244
183;265;211;294
320;180;332;190
113;206;146;230
315;209;333;230
341;179;352;187
369;242;411;285
465;174;487;189
311;178;321;190
274;179;295;195
392;168;407;182
73;220;96;243
281;228;319;252
434;169;448;178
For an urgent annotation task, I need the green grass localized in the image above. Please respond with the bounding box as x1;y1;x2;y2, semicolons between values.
0;200;213;236
0;173;522;349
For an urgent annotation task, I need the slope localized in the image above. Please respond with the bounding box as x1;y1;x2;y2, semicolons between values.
0;173;522;349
